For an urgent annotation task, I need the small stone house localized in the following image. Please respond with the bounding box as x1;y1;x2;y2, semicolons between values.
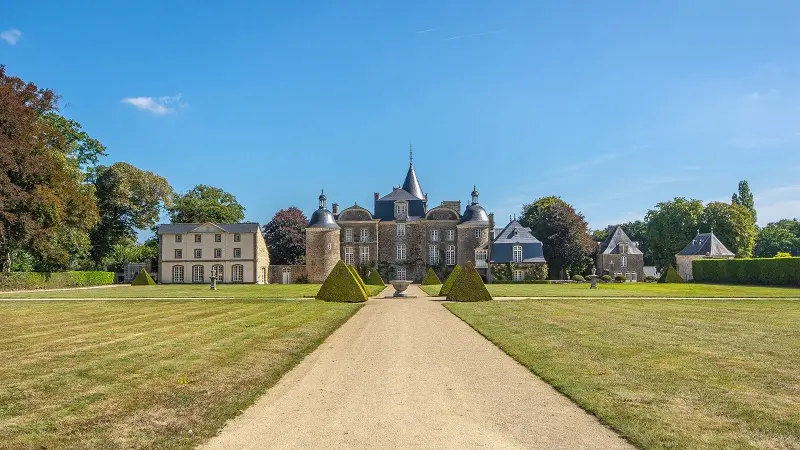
487;220;547;282
675;231;735;281
597;226;644;281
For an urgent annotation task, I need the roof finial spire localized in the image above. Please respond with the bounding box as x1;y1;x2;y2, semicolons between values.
409;143;413;166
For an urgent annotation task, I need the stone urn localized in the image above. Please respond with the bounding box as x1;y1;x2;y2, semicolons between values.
586;266;599;289
390;280;412;297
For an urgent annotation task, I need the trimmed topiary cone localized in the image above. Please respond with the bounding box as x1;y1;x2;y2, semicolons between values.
659;265;684;283
421;267;442;285
439;264;462;296
130;268;156;286
317;261;368;303
365;270;385;286
347;265;371;298
446;261;492;302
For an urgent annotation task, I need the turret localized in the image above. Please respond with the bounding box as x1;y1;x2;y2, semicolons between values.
306;190;341;283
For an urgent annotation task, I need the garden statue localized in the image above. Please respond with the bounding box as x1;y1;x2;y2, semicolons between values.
587;266;598;289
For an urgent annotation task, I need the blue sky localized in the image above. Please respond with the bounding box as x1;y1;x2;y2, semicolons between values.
3;1;800;232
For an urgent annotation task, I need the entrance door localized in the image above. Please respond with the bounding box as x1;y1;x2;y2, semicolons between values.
282;267;292;284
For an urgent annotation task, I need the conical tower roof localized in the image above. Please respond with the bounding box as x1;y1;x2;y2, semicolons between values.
401;144;424;200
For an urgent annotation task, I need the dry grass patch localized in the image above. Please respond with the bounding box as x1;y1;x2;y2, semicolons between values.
0;299;361;449
446;298;800;449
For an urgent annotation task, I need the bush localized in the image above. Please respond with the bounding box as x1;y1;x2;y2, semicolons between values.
572;275;585;282
659;266;684;283
644;276;658;283
365;270;384;286
316;261;368;303
0;271;114;291
130;269;156;286
347;265;370;298
439;264;462;296
491;280;551;284
601;275;612;282
775;252;792;258
295;275;309;284
693;257;800;286
422;268;442;285
614;275;627;283
446;261;492;302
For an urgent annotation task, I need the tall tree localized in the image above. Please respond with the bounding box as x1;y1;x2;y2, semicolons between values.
523;197;594;278
699;202;756;258
90;162;172;263
0;66;100;271
732;180;757;225
263;207;308;265
645;197;704;271
754;219;800;257
168;184;245;224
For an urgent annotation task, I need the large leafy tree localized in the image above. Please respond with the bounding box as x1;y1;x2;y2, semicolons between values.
521;197;594;278
731;180;757;225
90;162;172;263
645;197;704;271
754;219;800;257
263;207;308;265
168;184;245;224
699;201;756;258
619;220;653;266
0;66;101;271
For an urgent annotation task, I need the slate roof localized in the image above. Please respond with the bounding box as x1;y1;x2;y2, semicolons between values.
158;223;261;234
377;188;420;202
600;226;643;255
677;232;735;257
492;220;542;245
308;208;340;229
402;164;425;200
459;204;490;225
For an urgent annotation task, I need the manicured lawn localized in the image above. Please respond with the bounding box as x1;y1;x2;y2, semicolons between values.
485;282;800;298
420;284;442;296
446;299;800;449
0;283;386;299
0;299;361;449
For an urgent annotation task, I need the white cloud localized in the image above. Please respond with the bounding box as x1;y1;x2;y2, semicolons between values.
755;184;800;225
121;94;185;115
561;145;649;174
1;28;21;45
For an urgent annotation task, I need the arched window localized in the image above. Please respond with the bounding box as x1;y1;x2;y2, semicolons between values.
232;264;244;282
173;265;184;283
192;265;204;283
211;264;224;282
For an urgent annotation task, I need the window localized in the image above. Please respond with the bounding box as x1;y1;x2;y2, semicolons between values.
344;247;354;266
396;223;406;237
194;249;202;259
446;245;456;266
175;234;182;243
396;244;406;261
619;243;628;254
360;246;370;263
621;256;627;268
234;233;241;242
395;202;407;218
211;264;224;281
195;234;202;243
215;234;222;242
232;264;244;282
214;248;222;258
512;245;523;263
360;229;369;242
174;249;182;259
233;248;241;258
631;272;637;282
446;230;455;241
429;245;440;265
173;265;184;282
431;230;439;242
192;265;204;282
475;249;488;268
474;228;483;239
513;270;524;281
345;228;353;242
396;267;407;281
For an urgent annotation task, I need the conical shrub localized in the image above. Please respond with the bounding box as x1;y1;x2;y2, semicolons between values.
130;268;156;286
422;267;442;285
317;261;368;303
365;270;385;286
446;261;492;302
347;265;370;298
659;265;684;283
439;264;462;296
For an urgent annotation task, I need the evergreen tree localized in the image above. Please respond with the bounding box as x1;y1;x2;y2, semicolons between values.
732;180;757;225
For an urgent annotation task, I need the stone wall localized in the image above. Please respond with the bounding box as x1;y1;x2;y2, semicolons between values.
268;265;308;284
676;255;696;281
255;228;270;284
456;224;487;267
339;220;380;268
597;253;645;281
306;229;341;283
376;221;426;282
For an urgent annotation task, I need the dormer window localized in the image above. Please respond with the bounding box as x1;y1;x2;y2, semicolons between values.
395;201;407;219
512;245;523;263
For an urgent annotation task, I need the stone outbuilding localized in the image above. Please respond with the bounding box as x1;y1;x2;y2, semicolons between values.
675;231;735;281
596;225;645;282
487;219;547;282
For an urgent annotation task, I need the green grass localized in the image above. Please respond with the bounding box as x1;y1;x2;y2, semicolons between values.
446;299;800;449
0;284;386;300
420;284;442;296
0;299;361;449
485;282;800;298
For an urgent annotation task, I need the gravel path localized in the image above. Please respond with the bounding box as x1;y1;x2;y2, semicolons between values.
202;285;631;449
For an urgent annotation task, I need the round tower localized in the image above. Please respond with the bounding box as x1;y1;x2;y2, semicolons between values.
306;190;341;283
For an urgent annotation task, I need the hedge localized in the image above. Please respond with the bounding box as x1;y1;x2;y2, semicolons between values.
439;264;462;296
0;271;115;291
131;269;156;286
421;268;442;285
659;266;684;283
446;261;492;302
316;261;368;303
365;270;385;286
490;280;551;284
693;257;800;286
347;265;371;298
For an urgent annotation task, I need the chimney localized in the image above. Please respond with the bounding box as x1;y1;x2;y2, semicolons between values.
332;203;339;215
374;192;379;202
488;213;495;239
